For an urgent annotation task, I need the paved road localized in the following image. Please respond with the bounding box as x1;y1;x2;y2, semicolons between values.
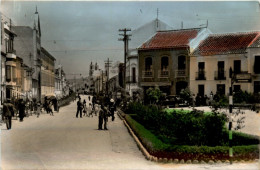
1;95;259;169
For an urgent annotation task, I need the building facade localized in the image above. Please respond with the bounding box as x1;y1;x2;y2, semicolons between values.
13;8;42;101
190;32;260;96
40;47;55;100
138;28;211;96
126;51;139;96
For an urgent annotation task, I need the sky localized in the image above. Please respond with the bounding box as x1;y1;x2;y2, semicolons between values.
1;1;260;78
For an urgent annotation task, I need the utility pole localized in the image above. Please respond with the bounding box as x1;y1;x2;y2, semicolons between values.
105;58;112;96
118;28;131;89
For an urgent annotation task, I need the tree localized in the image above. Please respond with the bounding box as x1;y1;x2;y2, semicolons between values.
146;87;162;105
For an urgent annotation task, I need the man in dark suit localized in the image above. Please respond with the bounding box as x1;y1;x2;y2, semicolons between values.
76;98;83;118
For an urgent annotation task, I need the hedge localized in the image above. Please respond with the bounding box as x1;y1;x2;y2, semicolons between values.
125;114;259;161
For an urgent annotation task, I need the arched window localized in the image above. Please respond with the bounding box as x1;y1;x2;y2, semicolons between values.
178;55;186;70
145;57;152;71
161;57;169;70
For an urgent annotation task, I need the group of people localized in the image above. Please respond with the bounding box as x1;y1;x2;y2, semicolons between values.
2;96;60;130
75;95;116;130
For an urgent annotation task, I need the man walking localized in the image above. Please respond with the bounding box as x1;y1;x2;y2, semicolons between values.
76;98;83;118
103;106;110;130
109;99;116;121
3;99;14;130
18;99;26;122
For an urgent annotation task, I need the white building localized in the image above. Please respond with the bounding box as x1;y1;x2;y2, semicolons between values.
190;32;260;96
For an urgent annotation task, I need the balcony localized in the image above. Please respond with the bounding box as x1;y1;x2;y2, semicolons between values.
175;69;186;78
196;71;206;80
142;70;153;78
7;51;16;59
214;71;226;80
158;70;169;78
141;70;154;82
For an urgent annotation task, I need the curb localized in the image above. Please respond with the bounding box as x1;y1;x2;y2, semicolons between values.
117;111;259;164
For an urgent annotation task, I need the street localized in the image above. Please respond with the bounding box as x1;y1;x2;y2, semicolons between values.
1;95;259;170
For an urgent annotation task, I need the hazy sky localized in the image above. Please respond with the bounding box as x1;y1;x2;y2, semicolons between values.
1;1;260;77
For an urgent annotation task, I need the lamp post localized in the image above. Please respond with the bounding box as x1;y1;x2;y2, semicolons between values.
229;67;235;164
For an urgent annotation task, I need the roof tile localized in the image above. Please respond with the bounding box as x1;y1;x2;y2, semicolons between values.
194;32;260;55
139;28;201;50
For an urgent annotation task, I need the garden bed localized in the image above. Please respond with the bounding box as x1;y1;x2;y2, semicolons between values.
123;102;259;162
125;114;259;162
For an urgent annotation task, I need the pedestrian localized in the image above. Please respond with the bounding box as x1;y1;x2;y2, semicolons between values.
88;103;93;116
209;91;214;106
98;105;104;130
103;106;110;130
37;102;41;118
88;95;91;102
3;99;15;130
109;98;116;121
83;99;87;116
49;101;54;116
18;99;26;122
192;94;196;107
76;98;83;118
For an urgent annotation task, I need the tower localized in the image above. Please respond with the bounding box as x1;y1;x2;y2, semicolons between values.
89;61;94;76
95;62;99;70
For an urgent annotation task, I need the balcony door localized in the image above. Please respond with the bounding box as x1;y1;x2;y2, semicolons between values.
198;62;205;79
178;55;186;70
234;60;241;74
145;57;152;71
217;61;225;79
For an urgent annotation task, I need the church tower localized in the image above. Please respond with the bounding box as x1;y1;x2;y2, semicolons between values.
95;62;99;70
89;61;94;76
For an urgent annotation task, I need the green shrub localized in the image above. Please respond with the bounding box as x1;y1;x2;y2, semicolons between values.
125;114;259;160
126;103;259;146
125;114;169;152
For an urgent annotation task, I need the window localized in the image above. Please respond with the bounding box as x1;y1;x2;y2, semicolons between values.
217;84;225;95
145;57;152;70
234;60;241;74
178;56;186;70
132;67;136;83
198;85;204;96
254;81;260;94
6;65;11;82
196;62;206;80
6;88;11;99
11;66;16;82
216;61;225;80
254;56;260;74
161;57;168;70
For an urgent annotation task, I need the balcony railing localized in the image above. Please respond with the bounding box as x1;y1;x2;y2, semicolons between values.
142;70;153;78
158;70;169;78
196;71;206;80
175;69;186;78
214;71;226;80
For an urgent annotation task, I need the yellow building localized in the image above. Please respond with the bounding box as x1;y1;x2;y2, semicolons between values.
190;32;260;96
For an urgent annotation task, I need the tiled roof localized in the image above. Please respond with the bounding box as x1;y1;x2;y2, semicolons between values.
193;32;260;56
139;28;201;50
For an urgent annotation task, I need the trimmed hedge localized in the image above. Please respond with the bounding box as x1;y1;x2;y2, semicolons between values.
125;114;259;161
126;102;259;146
125;114;169;152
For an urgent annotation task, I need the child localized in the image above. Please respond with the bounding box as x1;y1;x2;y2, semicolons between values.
88;103;93;117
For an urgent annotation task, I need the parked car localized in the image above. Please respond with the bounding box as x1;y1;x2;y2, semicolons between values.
162;95;181;108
